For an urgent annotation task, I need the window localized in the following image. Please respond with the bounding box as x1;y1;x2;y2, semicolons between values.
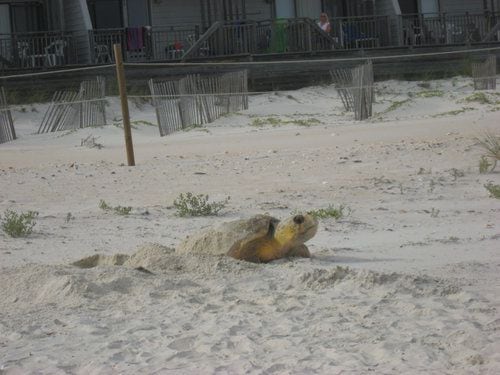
127;0;150;27
0;4;11;34
0;1;46;33
87;0;123;29
398;0;419;14
420;0;439;15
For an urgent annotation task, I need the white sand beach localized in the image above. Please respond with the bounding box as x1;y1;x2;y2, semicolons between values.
0;77;499;374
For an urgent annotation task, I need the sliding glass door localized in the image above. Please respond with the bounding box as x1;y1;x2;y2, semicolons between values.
88;0;124;29
275;0;295;18
0;4;11;34
127;0;150;27
0;4;12;62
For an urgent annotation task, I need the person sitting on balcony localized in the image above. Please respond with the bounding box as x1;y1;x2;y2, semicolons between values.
318;13;332;34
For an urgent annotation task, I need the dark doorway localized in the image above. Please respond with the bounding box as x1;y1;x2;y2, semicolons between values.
127;0;150;27
9;2;46;32
323;0;375;18
398;0;418;14
88;0;124;29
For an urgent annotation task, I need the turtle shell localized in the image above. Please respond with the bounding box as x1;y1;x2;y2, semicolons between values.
176;215;279;256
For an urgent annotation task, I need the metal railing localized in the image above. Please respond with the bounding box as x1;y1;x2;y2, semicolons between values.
398;12;500;46
331;15;391;49
88;12;500;64
0;31;75;72
89;26;199;63
21;11;497;70
184;18;337;58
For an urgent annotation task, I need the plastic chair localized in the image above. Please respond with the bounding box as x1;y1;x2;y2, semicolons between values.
44;39;67;66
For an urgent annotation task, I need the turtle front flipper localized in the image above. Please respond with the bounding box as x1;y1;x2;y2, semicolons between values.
227;238;262;263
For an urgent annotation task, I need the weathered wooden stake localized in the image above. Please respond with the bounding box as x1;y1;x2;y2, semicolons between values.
114;44;135;166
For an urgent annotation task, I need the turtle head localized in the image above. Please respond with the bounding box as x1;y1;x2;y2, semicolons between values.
274;213;318;247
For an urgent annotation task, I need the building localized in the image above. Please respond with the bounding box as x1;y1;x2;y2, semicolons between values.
0;0;499;73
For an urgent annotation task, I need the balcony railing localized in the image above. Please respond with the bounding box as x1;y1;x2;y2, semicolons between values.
183;18;337;59
398;12;500;46
331;15;391;49
0;12;498;73
0;31;75;72
89;26;199;63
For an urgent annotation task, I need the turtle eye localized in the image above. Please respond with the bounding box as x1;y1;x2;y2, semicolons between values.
293;215;305;224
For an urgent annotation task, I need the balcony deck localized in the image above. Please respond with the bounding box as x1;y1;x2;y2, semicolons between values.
1;11;499;75
0;31;76;74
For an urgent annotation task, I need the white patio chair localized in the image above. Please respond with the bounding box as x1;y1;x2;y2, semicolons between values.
44;39;67;66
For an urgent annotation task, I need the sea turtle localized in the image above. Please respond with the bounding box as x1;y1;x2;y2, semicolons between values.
176;214;318;263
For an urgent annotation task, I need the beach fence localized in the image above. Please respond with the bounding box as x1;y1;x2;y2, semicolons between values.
472;55;497;90
331;60;374;120
330;69;354;112
149;70;248;136
352;60;374;121
0;87;16;144
38;76;107;133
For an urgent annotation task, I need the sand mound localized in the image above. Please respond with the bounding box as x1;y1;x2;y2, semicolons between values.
70;243;175;270
72;242;259;275
72;253;130;268
1;244;463;312
296;266;461;297
0;243;497;373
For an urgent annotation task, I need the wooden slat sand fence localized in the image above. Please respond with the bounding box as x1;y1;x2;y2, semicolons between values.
331;61;374;120
330;68;354;111
149;70;248;136
79;76;107;128
472;55;497;90
148;79;183;136
38;91;80;133
0;87;16;144
352;60;374;121
38;77;107;133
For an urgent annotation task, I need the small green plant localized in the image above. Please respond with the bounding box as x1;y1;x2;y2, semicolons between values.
431;107;474;117
479;156;493;174
99;200;111;210
415;90;444;98
465;92;492;105
131;120;156;127
307;205;349;220
173;193;230;217
290;118;321;127
1;210;39;237
114;206;132;215
251;117;320;127
382;99;411;114
476;132;500;172
99;200;132;215
484;183;500;199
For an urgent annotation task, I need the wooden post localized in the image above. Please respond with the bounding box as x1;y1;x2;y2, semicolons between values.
113;43;135;166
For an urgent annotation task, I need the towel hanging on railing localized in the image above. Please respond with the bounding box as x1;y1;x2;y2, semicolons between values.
126;27;144;50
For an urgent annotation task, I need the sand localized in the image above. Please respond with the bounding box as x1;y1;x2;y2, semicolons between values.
0;77;499;374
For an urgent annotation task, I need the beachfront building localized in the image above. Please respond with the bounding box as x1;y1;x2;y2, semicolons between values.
0;0;499;73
